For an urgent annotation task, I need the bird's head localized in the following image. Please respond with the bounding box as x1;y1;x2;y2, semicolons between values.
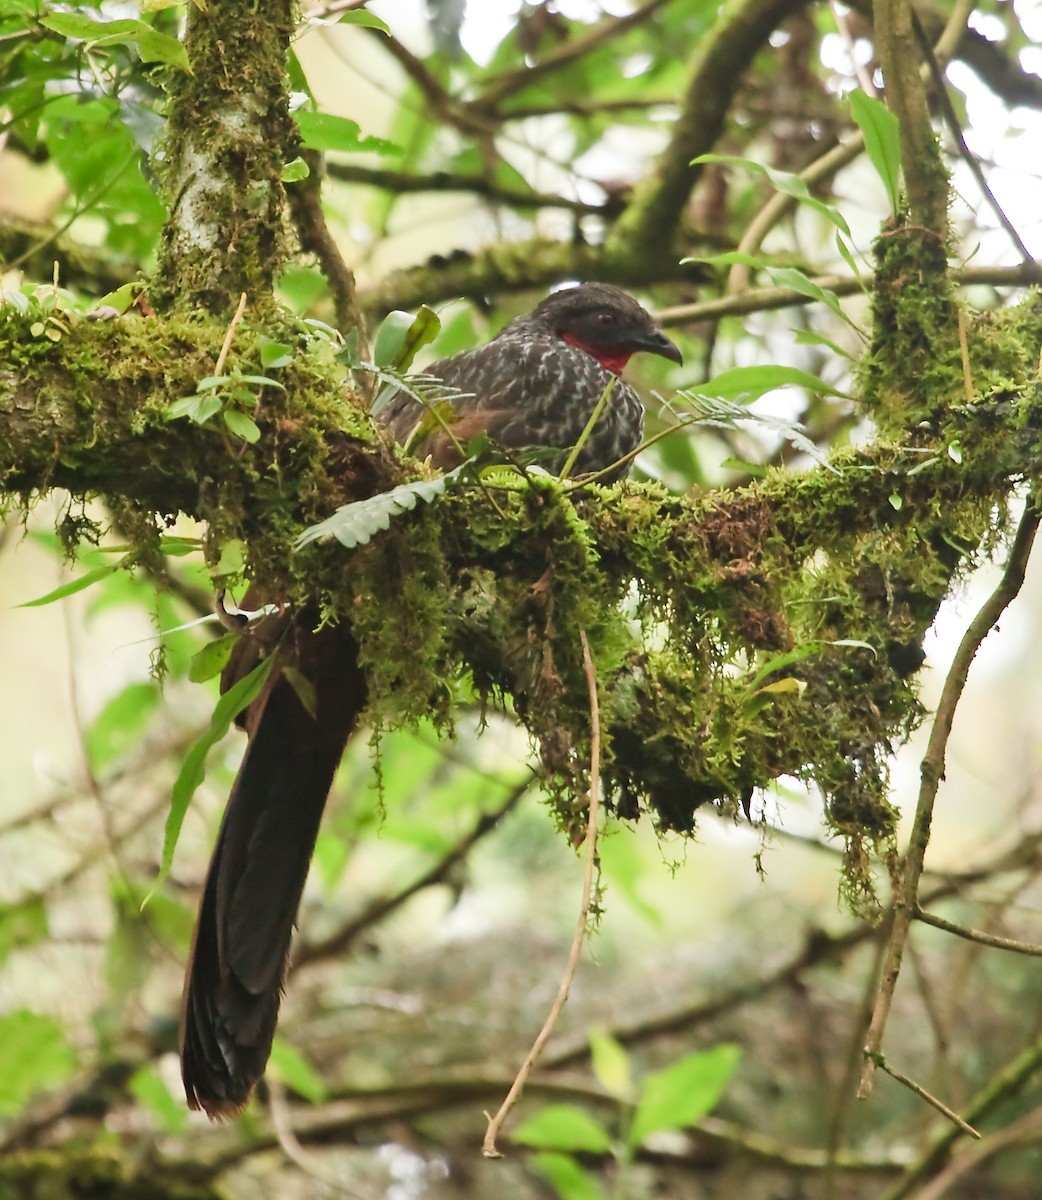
531;282;683;376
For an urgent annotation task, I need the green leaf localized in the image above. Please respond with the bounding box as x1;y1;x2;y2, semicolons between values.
194;393;223;424
679;250;767;268
337;10;391;33
268;1040;327;1103
754;676;806;699
849;89;901;213
371;305;442;374
533;1152;605;1200
295;111;398;156
0;1011;78;1115
589;1029;633;1100
259;336;294;369
40;14;189;71
0;899;49;965
629;1045;739;1146
513;1104;613;1152
693;154;851;236
764;267;850;325
16;562;120;607
280;156;310;182
701;364;847;401
87;681;162;771
947;441;963;464
130;1065;189;1133
294;463;468;550
889;492;903;511
187;633;238;683
212;537;246;577
793;328;853;359
223;409;262;443
156;650;279;885
95;281;146;314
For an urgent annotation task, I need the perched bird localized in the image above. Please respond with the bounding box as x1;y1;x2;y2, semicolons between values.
180;283;682;1116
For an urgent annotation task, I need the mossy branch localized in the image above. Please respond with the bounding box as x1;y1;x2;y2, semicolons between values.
152;0;296;314
874;0;950;237
2;262;1042;905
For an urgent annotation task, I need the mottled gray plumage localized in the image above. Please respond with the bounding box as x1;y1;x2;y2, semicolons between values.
383;283;682;479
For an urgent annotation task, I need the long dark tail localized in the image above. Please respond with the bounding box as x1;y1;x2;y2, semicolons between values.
180;619;364;1117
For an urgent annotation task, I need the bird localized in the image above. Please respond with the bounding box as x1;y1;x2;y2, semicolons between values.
179;283;683;1117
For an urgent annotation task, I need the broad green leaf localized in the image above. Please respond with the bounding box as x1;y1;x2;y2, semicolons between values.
258;336;294;369
513;1104;613;1152
87;681;162;771
96;281;146;314
187;633;238;683
629;1045;739;1145
269;1040;327;1103
295;111;398;156
40;14;189;70
371;305;442;374
223;409;262;443
702;364;847;401
598;833;664;928
764;267;849;324
849;89;901;213
194;394;223;424
0;1011;78;1114
156;650;279;885
589;1029;633;1100
16;562;120;607
533;1152;605;1200
130;1065;189;1133
280;156;310;182
213;537;246;577
337;10;391;33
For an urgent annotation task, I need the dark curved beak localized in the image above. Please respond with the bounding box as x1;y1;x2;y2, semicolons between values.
636;326;683;365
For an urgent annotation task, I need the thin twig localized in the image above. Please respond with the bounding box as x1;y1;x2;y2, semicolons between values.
911;1104;1042;1200
658;265;1042;327
911;8;1036;265
214;292;248;376
878;1030;1042;1200
268;1079;374;1199
858;496;1041;1097
869;1053;980;1139
956;309;974;403
474;0;671;110
914;906;1042;957
482;628;603;1157
293;777;532;970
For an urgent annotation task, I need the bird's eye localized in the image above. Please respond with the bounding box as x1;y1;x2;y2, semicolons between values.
595;311;616;326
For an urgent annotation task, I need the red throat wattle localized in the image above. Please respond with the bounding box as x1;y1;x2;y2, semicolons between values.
561;332;631;377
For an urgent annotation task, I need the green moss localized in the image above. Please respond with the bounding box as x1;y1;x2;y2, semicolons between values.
5;248;1042;911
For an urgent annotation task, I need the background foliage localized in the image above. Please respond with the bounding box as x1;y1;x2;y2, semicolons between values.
3;1;1042;1198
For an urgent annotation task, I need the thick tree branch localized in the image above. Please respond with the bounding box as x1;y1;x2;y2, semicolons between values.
153;0;297;313
873;0;949;236
604;0;810;269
